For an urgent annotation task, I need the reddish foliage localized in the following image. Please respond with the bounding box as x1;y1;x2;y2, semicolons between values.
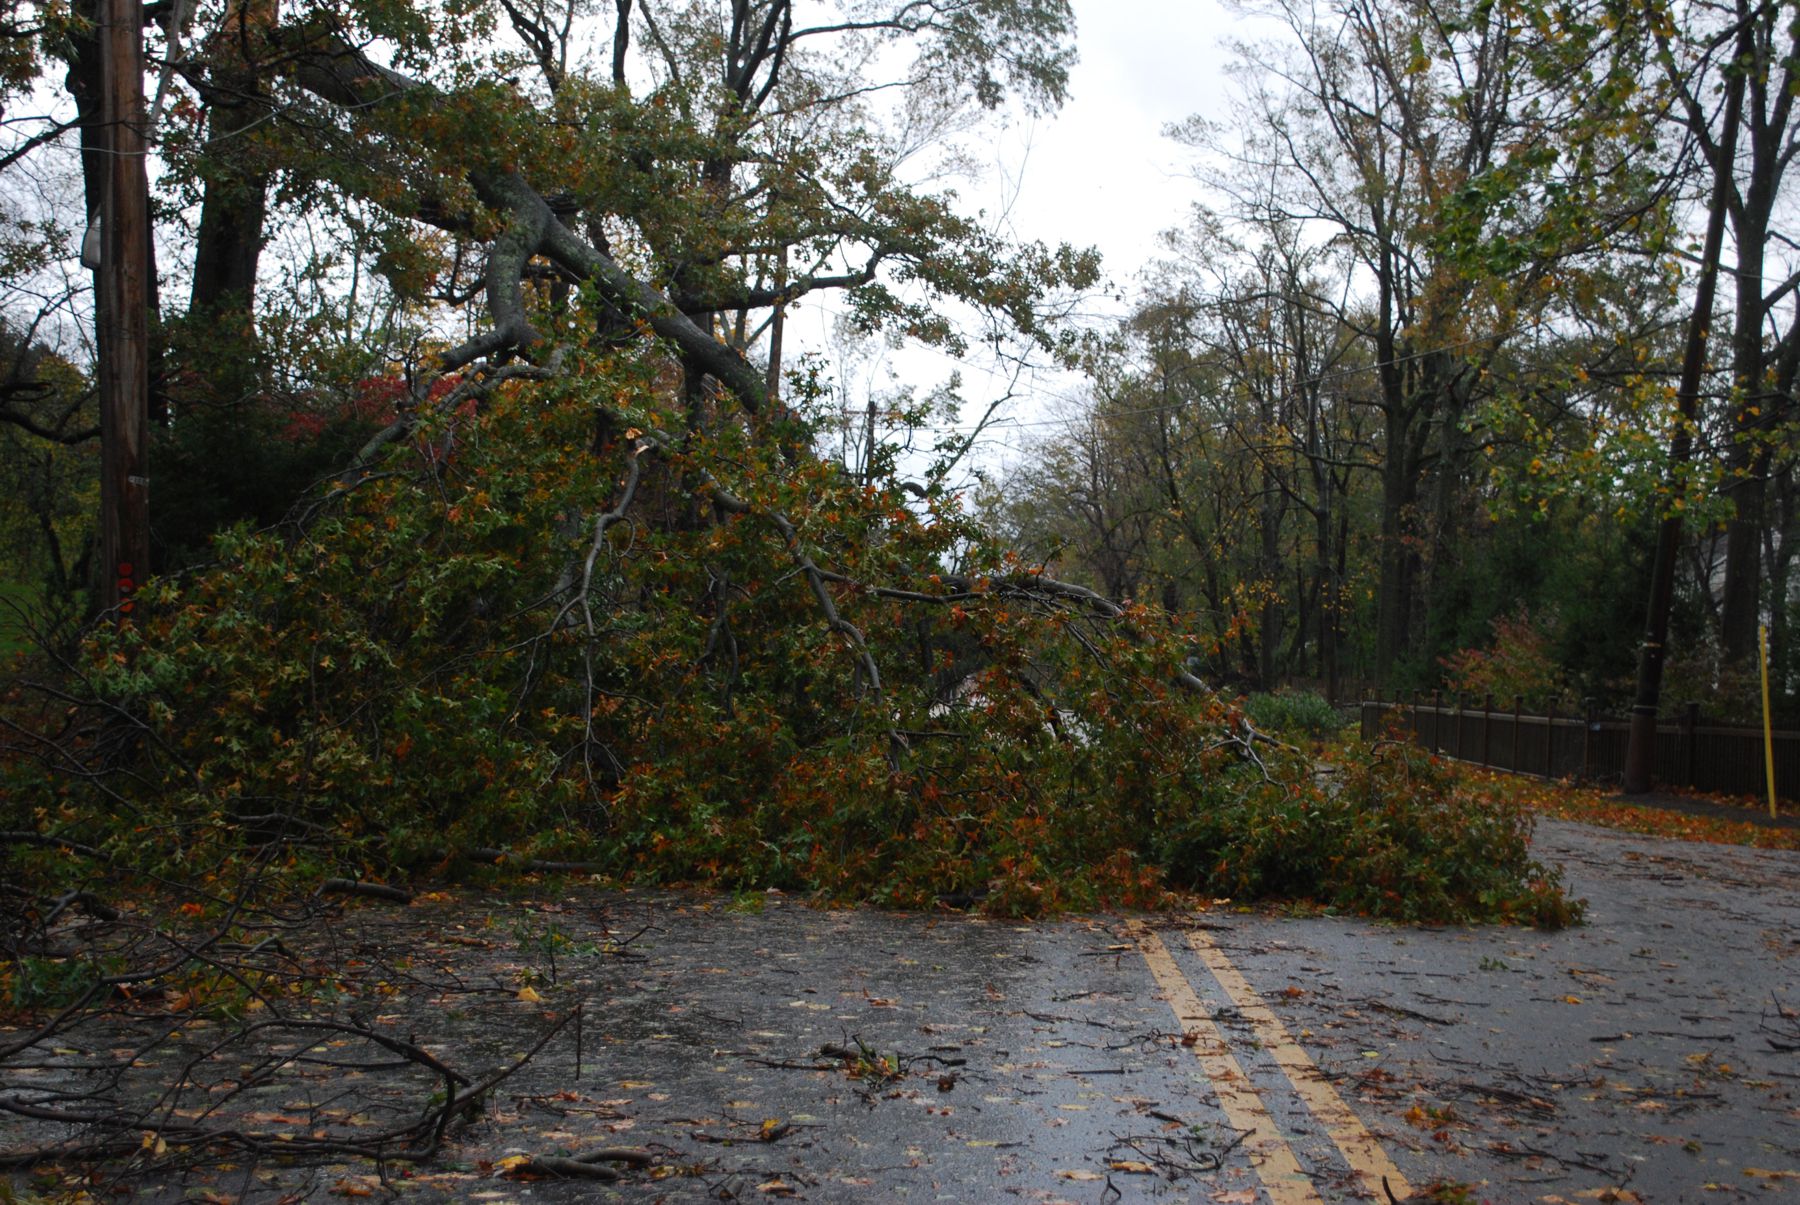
1439;607;1566;707
275;374;466;445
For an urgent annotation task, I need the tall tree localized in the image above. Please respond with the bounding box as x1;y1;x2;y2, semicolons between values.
1650;0;1800;667
1175;0;1528;677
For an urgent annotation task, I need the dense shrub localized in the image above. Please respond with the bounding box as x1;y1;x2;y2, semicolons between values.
1243;689;1346;739
1157;737;1580;927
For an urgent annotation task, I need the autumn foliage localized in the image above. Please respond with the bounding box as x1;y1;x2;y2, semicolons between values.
2;355;1576;926
1439;608;1570;708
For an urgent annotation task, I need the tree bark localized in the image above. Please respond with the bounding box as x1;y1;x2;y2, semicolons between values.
188;0;275;407
1374;402;1424;678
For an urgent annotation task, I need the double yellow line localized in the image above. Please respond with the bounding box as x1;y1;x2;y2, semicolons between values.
1128;921;1412;1203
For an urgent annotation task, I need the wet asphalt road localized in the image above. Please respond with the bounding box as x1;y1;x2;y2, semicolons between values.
77;817;1800;1204
349;816;1800;1205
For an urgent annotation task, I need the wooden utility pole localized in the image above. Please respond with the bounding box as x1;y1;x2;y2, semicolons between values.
98;0;152;615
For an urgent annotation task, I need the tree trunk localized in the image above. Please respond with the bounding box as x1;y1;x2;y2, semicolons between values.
1721;456;1769;662
1316;493;1336;702
1420;355;1473;654
190;135;267;320
189;9;273;346
1257;455;1282;687
1719;181;1771;665
1765;470;1795;705
1375;406;1422;678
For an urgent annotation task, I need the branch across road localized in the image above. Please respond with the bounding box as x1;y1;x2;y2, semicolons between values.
10;818;1799;1201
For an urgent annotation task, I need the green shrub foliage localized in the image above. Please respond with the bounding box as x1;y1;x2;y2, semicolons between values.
2;360;1577;924
1243;690;1346;739
1158;738;1578;926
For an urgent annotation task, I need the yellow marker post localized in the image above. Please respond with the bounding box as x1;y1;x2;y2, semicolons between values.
1762;622;1777;820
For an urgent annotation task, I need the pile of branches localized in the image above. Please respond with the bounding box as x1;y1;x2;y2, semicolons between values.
0;844;569;1187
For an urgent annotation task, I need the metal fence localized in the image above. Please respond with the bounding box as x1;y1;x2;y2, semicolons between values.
1358;692;1800;800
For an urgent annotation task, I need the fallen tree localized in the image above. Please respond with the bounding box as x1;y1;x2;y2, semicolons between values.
3;0;1580;919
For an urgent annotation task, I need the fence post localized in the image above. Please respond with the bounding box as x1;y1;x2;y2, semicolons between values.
1544;699;1557;779
1431;688;1443;753
1582;697;1597;782
1482;693;1493;767
1512;694;1523;772
1683;701;1700;789
1412;689;1422;745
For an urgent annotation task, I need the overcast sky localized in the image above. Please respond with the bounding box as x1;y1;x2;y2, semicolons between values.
992;1;1243;289
792;0;1256;471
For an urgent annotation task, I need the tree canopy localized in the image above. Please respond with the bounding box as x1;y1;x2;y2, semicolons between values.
995;0;1800;722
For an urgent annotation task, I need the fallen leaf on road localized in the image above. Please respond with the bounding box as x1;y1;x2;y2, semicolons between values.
516;985;543;1003
1744;1168;1800;1181
1109;1160;1155;1174
756;1180;797;1196
1056;1169;1104;1181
